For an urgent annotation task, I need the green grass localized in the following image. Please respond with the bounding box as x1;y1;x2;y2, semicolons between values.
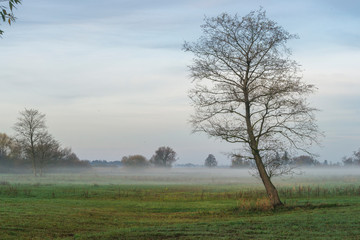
0;170;359;239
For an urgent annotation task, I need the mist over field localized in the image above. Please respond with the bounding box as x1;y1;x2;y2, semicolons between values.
1;166;360;239
2;166;359;186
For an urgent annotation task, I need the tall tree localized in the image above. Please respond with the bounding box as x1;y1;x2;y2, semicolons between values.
183;9;320;207
0;0;21;36
13;108;47;176
150;146;177;168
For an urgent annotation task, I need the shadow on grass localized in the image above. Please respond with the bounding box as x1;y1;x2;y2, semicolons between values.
229;202;347;215
280;202;346;211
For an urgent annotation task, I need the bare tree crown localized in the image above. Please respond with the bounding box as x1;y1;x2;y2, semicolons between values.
13;109;47;146
183;10;320;159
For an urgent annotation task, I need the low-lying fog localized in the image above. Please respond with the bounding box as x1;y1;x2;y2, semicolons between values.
91;166;360;178
87;166;360;186
1;167;359;186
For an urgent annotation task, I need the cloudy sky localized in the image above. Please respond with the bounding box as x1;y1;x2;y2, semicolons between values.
0;0;359;164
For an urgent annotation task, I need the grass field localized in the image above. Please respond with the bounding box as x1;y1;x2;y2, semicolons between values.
0;168;359;239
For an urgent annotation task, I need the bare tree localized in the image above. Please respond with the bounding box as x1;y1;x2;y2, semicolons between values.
150;146;177;168
204;154;217;167
35;132;60;176
0;0;21;36
183;9;321;207
13;108;47;176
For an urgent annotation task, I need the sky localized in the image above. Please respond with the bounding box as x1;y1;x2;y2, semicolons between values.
0;0;359;165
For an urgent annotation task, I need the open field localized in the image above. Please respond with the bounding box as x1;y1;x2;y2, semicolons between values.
1;168;360;239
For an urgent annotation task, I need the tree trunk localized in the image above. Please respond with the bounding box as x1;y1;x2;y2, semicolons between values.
245;117;283;208
30;137;37;177
244;86;283;208
31;156;37;177
253;151;283;207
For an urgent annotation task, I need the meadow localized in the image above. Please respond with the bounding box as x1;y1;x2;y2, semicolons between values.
0;168;359;239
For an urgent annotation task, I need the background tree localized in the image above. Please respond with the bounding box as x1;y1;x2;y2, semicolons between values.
204;154;217;167
281;152;290;165
0;133;14;168
34;132;60;176
150;146;177;168
183;9;320;207
342;148;360;166
13;108;47;176
55;147;90;169
121;155;149;168
0;0;21;36
342;156;354;166
230;155;251;168
1;128;89;173
0;133;12;158
291;155;320;166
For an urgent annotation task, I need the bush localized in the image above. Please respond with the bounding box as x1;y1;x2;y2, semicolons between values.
121;155;149;168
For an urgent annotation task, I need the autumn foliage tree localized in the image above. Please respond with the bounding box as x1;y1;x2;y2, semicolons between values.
0;133;15;167
183;9;320;207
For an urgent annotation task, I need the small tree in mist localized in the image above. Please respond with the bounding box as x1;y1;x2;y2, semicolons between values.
0;0;21;36
183;9;321;207
34;132;61;176
204;154;217;167
12;109;87;175
121;155;149;168
342;148;360;166
150;146;177;168
230;155;251;168
55;148;90;168
291;155;319;166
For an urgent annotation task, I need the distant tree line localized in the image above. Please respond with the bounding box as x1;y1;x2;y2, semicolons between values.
229;151;360;168
120;146;177;168
0;109;90;175
90;160;122;167
342;148;360;166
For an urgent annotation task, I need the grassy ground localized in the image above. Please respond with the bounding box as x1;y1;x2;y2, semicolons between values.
0;168;359;239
